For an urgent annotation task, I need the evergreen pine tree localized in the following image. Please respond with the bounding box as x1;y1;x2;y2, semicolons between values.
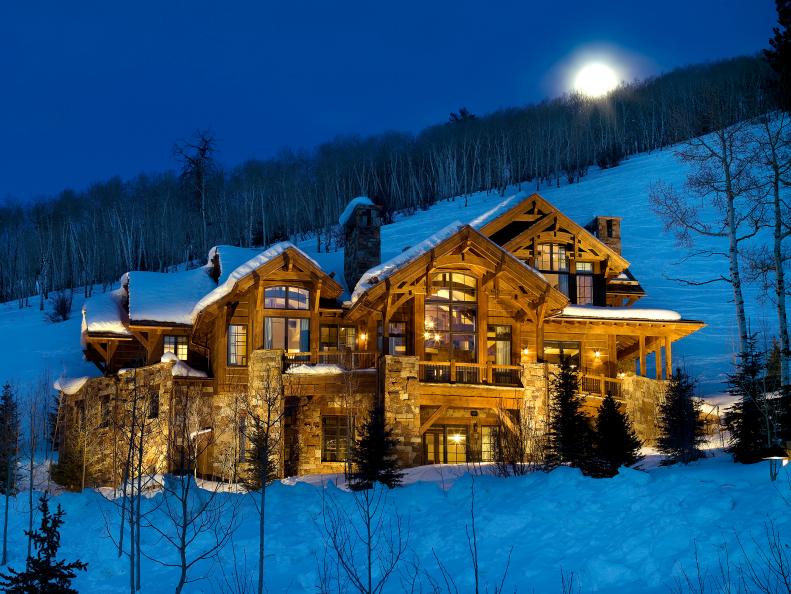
240;417;279;491
0;494;87;593
657;368;705;464
594;393;643;477
0;383;20;565
348;398;403;491
724;336;783;463
546;357;594;469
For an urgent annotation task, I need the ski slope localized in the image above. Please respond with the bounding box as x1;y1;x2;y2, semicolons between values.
298;146;777;395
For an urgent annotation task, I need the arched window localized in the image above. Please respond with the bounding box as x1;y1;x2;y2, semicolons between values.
424;272;477;363
264;286;309;310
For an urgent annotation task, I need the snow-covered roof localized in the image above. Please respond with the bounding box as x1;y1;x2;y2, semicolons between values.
53;376;90;395
350;221;466;304
338;196;375;227
82;287;130;335
469;193;526;230
559;304;682;322
86;243;322;330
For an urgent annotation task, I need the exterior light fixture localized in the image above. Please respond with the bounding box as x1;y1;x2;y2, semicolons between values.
594;350;601;359
522;347;529;355
360;332;368;343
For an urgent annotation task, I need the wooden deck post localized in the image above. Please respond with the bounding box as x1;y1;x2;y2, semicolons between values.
414;293;425;359
638;335;646;377
477;287;489;377
665;336;673;378
608;334;618;377
655;340;663;380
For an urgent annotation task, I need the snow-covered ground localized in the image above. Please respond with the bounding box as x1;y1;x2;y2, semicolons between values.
2;452;789;593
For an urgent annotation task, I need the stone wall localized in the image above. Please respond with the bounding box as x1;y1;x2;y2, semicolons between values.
620;373;666;444
383;355;422;467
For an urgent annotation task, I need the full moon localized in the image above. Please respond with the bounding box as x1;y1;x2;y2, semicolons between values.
573;62;619;97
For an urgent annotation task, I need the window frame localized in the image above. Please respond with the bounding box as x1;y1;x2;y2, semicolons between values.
264;316;310;353
264;285;310;310
575;262;594;305
425;272;477;363
321;415;354;463
163;334;188;361
227;324;248;367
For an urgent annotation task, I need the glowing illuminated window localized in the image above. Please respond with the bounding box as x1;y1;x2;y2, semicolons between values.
322;415;353;462
575;262;594;305
163;335;188;361
425;273;477;362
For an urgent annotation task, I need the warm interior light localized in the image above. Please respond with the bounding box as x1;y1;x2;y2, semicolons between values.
433;333;441;342
423;331;431;340
594;350;601;359
522;347;529;355
360;332;367;342
450;434;464;444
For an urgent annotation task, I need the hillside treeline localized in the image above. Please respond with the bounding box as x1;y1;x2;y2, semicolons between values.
0;55;775;305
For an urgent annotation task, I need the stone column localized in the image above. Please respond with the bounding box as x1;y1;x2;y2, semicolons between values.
384;355;421;467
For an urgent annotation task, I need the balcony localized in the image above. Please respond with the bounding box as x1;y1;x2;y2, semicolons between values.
283;351;377;372
417;361;523;387
579;373;623;398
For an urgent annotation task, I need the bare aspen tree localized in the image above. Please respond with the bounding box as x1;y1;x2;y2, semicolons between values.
142;383;239;594
748;112;791;386
650;112;764;354
319;484;409;594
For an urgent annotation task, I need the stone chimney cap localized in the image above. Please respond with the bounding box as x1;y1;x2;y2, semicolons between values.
339;196;379;227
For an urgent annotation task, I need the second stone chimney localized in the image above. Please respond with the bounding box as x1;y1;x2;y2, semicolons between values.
340;197;381;292
586;216;622;255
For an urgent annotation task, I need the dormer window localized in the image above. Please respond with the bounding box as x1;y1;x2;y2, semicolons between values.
264;286;310;310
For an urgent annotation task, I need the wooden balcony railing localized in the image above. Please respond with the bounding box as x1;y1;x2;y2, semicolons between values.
418;361;523;387
579;373;623;399
282;351;377;372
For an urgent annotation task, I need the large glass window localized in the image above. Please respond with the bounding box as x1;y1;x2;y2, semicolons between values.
264;286;309;310
320;325;357;351
265;317;310;353
227;324;248;366
543;340;581;368
163;335;188;361
424;272;477;362
388;322;407;355
487;325;512;366
575;262;594;305
536;243;570;297
322;415;352;462
481;426;498;462
423;426;468;464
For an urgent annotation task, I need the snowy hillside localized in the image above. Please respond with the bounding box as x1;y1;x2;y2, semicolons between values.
0;140;780;396
2;453;789;593
297;147;777;395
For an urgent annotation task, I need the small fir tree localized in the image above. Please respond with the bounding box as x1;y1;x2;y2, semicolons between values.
594;393;643;477
240;416;279;491
0;383;20;565
348;398;403;491
0;494;87;593
546;357;594;469
657;369;705;464
724;337;783;463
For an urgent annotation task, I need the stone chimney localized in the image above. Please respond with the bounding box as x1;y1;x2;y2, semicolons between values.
341;197;381;292
586;216;622;255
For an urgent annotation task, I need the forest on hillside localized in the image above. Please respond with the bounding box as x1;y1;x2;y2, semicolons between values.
0;55;776;306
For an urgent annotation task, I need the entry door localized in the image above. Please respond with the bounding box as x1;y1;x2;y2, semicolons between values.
423;429;445;464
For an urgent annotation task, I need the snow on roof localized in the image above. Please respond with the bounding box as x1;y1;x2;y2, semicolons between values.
125;242;319;326
82;287;130;335
54;376;90;395
560;304;682;321
469;193;526;230
338;196;375;227
350;221;466;304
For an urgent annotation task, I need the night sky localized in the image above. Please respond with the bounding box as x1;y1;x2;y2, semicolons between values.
0;0;778;201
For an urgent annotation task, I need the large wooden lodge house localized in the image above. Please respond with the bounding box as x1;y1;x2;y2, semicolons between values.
64;193;703;481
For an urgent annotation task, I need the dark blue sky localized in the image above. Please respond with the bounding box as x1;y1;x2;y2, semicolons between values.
0;0;777;201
